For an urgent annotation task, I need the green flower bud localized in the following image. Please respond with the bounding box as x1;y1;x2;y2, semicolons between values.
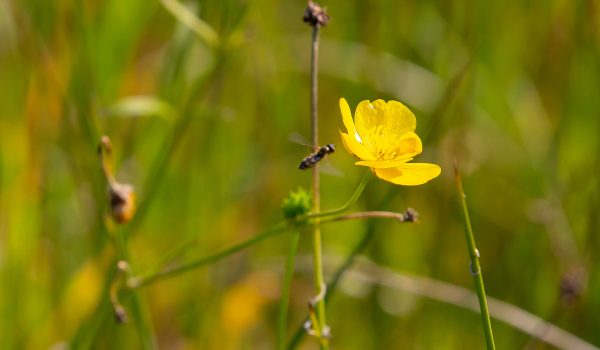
282;187;312;220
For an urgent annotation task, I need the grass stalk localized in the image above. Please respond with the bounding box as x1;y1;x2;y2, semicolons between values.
277;230;301;350
454;163;496;350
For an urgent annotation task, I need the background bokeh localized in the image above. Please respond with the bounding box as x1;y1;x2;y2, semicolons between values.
1;0;599;349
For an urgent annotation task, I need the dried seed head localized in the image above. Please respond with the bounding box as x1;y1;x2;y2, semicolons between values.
109;182;136;224
402;208;419;223
303;1;330;27
560;266;587;304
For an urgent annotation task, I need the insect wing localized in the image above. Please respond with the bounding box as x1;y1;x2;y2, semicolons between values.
289;132;344;176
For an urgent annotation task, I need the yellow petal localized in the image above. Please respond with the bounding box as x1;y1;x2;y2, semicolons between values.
354;99;386;138
354;99;416;139
374;163;441;186
394;132;422;158
340;132;374;160
386;100;417;134
355;158;413;168
340;98;356;136
353;132;421;168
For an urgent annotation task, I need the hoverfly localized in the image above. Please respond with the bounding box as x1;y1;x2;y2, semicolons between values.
298;144;335;170
289;132;342;176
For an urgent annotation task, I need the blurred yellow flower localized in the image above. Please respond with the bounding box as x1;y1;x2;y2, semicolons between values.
340;98;441;185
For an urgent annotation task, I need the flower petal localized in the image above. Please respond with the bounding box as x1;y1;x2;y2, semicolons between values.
354;99;416;139
355;158;413;168
386;100;416;134
340;132;374;161
374;163;441;186
340;98;356;136
394;132;423;159
354;99;386;138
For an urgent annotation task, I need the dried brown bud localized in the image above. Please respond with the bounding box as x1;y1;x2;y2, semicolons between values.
560;266;587;304
109;182;136;224
303;1;330;27
402;208;419;223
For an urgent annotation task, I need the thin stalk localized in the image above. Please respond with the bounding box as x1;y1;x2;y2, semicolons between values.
287;226;375;350
308;23;328;349
277;230;301;350
320;210;411;224
128;207;391;291
303;170;372;220
287;188;398;349
127;223;289;289
113;229;158;350
455;163;496;350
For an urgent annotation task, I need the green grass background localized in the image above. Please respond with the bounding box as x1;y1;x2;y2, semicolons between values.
1;0;599;348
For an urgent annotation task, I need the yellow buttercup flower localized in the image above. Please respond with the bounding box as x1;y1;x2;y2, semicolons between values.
339;98;441;185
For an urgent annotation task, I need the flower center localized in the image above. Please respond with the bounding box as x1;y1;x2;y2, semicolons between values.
362;125;398;161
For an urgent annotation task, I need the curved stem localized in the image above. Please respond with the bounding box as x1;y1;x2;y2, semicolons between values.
127;207;404;292
302;170;372;221
277;230;301;350
127;223;289;290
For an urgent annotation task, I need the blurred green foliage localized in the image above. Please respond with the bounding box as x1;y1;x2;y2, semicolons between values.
1;0;599;349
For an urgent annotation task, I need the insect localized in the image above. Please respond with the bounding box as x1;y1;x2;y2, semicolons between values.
298;144;335;170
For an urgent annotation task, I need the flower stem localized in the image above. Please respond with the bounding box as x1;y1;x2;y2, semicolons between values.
287;225;375;350
304;170;372;220
277;230;301;350
308;23;329;349
127;223;289;290
320;210;416;224
455;163;496;350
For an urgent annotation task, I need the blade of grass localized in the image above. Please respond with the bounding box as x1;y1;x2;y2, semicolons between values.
160;0;219;48
454;161;496;350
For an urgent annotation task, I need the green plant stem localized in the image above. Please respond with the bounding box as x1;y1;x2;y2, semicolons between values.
277;230;301;350
303;170;372;220
319;210;411;224
127;175;375;290
455;165;496;350
113;229;158;350
308;23;329;349
287;225;376;350
127;223;289;289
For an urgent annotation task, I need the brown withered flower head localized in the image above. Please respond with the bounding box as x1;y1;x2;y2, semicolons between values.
303;1;330;27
